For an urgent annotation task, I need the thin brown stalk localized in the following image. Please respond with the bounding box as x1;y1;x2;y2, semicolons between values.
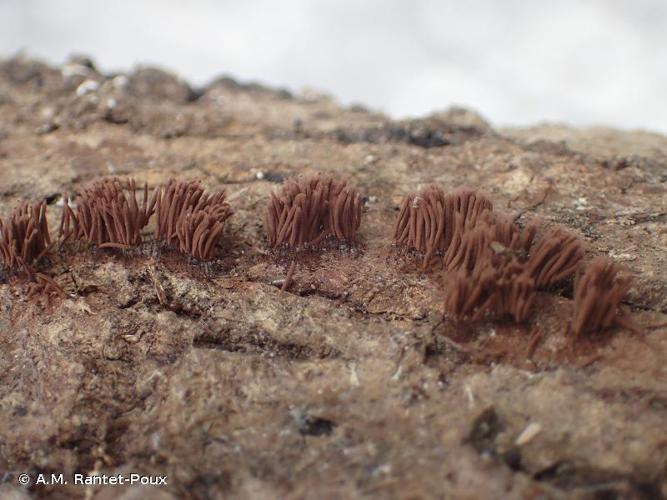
26;272;67;307
281;260;297;292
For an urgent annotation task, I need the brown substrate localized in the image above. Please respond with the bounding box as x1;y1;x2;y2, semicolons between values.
0;55;666;499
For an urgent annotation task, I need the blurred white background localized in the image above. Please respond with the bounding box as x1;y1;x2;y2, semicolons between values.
1;0;665;133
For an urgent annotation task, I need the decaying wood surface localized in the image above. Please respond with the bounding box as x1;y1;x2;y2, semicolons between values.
0;56;666;499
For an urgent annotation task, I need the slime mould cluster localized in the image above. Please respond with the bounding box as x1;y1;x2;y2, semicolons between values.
266;173;362;248
392;184;633;335
60;178;155;249
0;201;52;277
0;175;637;339
152;179;233;260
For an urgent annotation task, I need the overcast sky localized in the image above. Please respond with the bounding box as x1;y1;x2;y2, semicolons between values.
1;0;665;133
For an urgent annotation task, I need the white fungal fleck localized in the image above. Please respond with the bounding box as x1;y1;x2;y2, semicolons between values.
574;197;589;211
465;385;475;407
349;363;360;387
112;75;128;89
61;63;89;79
76;79;99;97
515;422;542;446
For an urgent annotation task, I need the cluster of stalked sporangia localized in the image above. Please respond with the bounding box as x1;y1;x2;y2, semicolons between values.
60;178;155;249
392;183;631;334
57;177;233;261
0;175;637;337
0;201;52;277
266;173;362;248
263;173;363;291
572;256;639;337
393;186;493;269
153;179;232;260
